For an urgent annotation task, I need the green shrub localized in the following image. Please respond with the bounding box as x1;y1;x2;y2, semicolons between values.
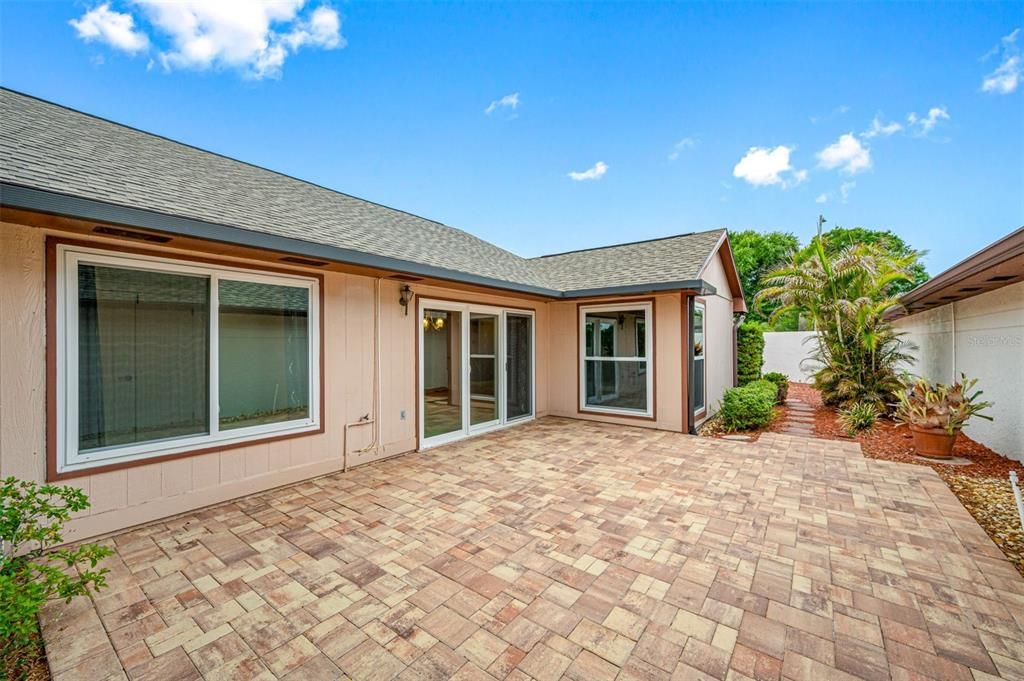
838;402;879;436
762;372;789;403
1;478;113;673
736;322;765;386
718;380;777;431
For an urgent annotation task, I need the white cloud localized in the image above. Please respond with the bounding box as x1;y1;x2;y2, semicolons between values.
862;116;903;138
840;181;856;203
732;145;805;187
816;133;871;175
568;161;608;181
815;193;828;204
69;1;345;79
668;137;696;161
69;3;149;53
485;92;519;115
982;28;1021;94
907;106;950;135
983;55;1021;94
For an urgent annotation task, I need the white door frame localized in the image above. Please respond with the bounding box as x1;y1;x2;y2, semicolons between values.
418;299;535;450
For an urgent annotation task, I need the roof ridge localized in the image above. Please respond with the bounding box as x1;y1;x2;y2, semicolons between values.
0;86;483;237
533;228;725;260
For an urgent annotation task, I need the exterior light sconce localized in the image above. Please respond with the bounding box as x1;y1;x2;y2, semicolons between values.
399;284;413;315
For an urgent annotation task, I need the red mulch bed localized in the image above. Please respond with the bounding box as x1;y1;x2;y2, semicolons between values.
788;382;1024;479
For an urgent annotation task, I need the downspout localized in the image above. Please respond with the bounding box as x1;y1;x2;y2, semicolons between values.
343;278;382;471
686;296;696;435
950;301;956;384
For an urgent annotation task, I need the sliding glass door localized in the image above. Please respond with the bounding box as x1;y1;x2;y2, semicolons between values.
420;300;534;448
506;313;533;421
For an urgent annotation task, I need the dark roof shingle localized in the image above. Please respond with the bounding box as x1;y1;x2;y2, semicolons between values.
0;88;726;296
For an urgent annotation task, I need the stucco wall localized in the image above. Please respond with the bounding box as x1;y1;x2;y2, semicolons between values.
893;281;1024;461
700;250;739;419
762;331;821;382
0;221;549;541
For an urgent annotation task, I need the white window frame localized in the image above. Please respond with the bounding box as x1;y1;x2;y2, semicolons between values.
693;301;706;416
56;244;321;474
579;302;653;417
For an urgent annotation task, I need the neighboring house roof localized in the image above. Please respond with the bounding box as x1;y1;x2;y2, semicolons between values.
0;88;741;301
891;226;1024;317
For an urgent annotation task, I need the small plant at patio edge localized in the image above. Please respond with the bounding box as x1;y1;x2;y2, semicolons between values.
762;372;789;403
718;379;778;431
892;374;994;435
838;402;879;436
1;477;113;677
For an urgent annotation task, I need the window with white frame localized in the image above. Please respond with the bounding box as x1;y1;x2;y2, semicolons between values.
57;244;320;473
579;303;653;416
693;301;706;414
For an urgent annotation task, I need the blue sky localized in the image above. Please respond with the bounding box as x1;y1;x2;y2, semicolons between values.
2;2;1022;275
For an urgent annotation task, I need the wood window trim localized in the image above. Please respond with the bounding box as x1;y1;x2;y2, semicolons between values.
575;298;657;422
46;236;327;482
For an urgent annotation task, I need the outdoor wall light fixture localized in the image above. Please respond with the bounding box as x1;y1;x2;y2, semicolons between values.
399;284;413;315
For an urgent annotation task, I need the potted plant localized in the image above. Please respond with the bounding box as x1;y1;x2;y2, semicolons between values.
892;374;993;459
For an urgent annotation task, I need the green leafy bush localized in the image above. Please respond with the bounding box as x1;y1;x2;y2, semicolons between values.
1;478;113;671
838;402;880;436
718;379;777;431
762;372;789;403
736;322;765;386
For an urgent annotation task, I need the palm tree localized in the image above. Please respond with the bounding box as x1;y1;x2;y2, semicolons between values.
755;239;919;409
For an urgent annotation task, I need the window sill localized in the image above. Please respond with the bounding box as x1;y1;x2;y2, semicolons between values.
50;422;323;481
578;406;656;421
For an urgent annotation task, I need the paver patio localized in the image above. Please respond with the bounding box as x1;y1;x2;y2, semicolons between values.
40;418;1024;680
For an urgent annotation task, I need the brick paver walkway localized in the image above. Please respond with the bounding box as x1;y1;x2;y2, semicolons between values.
778;398;816;437
40;418;1024;680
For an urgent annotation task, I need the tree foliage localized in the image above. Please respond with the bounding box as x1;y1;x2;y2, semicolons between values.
733;226;929;329
797;227;929;296
755;239;920;409
730;230;800;325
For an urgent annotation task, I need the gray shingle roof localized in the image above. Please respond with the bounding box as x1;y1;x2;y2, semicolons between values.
531;230;725;292
1;88;725;296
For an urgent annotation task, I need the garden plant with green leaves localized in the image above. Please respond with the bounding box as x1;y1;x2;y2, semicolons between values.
755;233;921;409
1;477;113;678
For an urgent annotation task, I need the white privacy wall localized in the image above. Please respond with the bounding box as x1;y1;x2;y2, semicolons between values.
892;280;1024;462
762;331;821;382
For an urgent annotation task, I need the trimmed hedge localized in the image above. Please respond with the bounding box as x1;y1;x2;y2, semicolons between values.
762;371;789;403
718;379;777;431
737;323;765;386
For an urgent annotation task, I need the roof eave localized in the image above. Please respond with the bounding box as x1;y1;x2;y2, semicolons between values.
1;183;716;300
898;225;1024;308
1;182;567;298
561;280;716;299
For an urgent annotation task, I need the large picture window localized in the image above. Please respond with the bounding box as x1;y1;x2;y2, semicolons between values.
579;302;653;417
57;244;320;474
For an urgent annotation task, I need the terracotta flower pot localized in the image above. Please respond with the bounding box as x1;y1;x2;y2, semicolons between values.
909;424;957;459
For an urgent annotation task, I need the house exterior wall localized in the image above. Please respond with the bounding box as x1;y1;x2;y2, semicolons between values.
0;220;550;541
0;216;739;540
892;280;1024;462
547;294;685;432
700;250;739;419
